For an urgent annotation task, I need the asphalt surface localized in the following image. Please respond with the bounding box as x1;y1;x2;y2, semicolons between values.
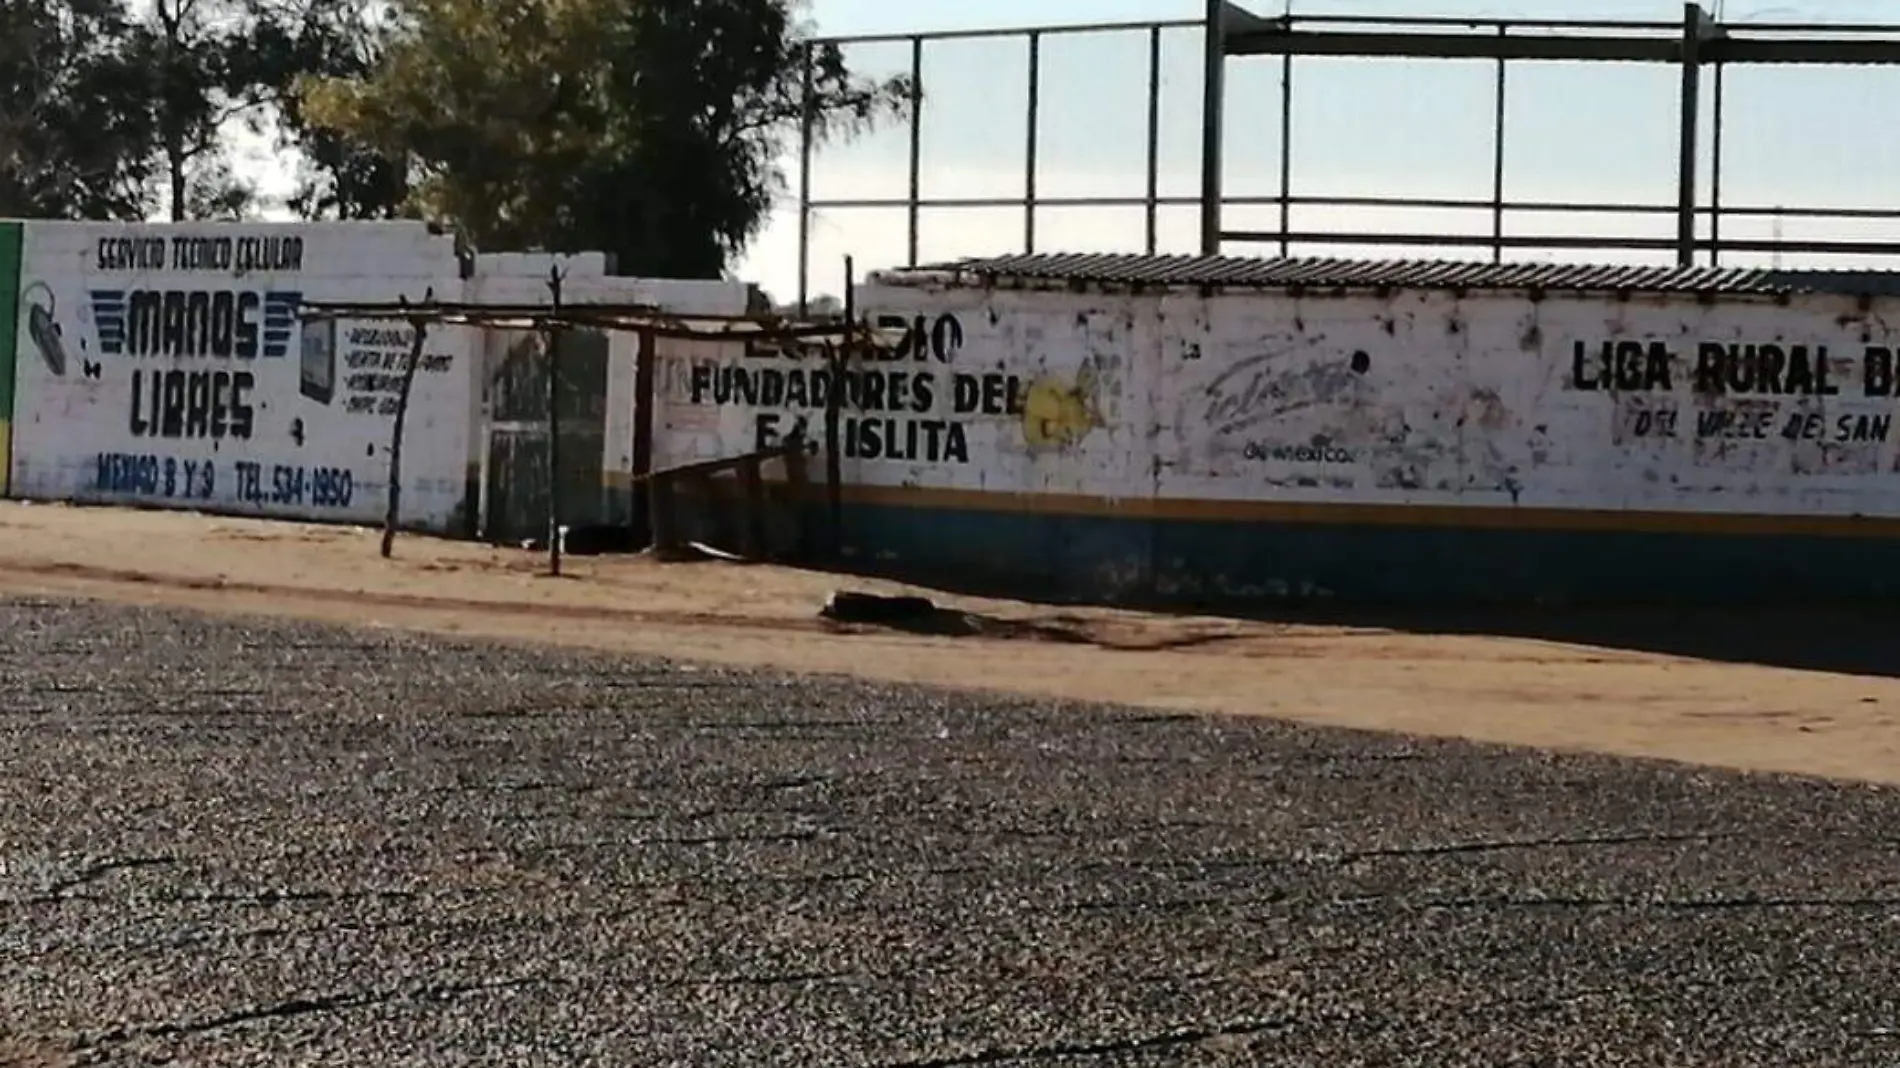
3;596;1899;1066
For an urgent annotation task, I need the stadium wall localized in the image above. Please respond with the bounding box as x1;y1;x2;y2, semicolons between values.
653;260;1900;605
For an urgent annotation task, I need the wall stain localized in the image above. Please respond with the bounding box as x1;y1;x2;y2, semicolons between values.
1021;359;1105;451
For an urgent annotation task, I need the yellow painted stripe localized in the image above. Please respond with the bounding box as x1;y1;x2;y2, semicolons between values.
605;466;1900;540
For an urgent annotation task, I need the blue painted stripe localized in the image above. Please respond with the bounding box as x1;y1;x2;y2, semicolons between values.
829;498;1900;605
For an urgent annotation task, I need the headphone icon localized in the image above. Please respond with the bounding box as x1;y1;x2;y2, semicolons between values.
22;282;67;377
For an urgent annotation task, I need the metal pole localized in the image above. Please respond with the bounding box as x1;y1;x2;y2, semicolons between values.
1676;3;1703;267
907;36;924;266
1199;0;1226;255
1145;24;1163;255
545;264;564;576
1711;60;1725;265
796;42;815;314
1492;25;1508;264
1278;50;1292;257
1024;31;1041;254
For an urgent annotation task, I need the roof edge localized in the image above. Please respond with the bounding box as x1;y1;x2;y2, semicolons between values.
867;252;1900;300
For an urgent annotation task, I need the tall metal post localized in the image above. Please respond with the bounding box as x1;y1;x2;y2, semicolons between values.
1277;50;1292;256
1491;25;1509;264
1711;60;1726;265
1144;25;1163;255
906;36;924;266
796;43;815;314
1199;0;1227;256
1024;32;1042;254
1676;3;1704;267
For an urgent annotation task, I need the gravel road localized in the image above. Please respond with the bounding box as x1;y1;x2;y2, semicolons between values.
3;596;1899;1066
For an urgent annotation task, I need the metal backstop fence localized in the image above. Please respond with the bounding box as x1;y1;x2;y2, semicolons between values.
791;3;1900;310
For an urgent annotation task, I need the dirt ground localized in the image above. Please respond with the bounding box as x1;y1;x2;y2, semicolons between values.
1;500;1896;786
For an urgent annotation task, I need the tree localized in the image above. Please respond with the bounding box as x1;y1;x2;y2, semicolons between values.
0;0;160;219
131;0;265;220
2;0;396;222
301;0;907;277
243;0;410;219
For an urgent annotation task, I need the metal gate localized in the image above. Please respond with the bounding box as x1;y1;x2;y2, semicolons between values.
479;327;610;544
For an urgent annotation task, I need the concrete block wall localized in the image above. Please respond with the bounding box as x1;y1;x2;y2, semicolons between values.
0;220;762;539
648;272;1900;603
5;221;472;528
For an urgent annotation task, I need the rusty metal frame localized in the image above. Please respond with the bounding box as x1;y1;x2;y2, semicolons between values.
793;4;1900;308
301;296;907;563
300;301;906;345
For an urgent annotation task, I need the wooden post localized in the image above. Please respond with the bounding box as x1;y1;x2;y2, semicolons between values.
631;324;657;546
824;255;853;556
545;265;565;576
738;455;765;559
649;476;681;558
782;426;809;559
381;291;433;559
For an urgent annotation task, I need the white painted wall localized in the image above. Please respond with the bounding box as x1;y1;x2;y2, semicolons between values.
653;272;1900;519
1150;288;1900;516
651;285;1137;491
10;221;477;528
474;250;610;279
7;223;776;534
587;277;749;484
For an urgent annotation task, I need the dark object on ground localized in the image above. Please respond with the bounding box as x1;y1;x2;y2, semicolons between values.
560;524;639;557
821;590;1095;643
820;590;940;625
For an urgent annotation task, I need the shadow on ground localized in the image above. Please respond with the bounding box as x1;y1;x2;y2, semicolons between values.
1254;604;1900;680
796;558;1900;679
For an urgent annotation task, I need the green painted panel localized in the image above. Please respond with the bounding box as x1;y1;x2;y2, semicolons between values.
832;500;1900;607
0;221;17;412
0;221;22;496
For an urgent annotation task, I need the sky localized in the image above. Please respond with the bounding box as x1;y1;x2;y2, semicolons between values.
233;0;1900;303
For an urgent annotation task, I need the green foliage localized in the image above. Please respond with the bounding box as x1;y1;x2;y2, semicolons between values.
242;0;409;219
0;0;158;218
0;0;270;220
303;0;909;277
134;0;262;219
1;0;900;278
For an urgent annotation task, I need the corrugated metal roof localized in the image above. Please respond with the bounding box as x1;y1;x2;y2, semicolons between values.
884;252;1900;297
